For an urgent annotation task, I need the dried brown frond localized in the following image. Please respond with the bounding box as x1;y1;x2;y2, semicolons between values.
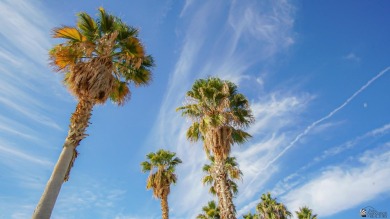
68;57;114;103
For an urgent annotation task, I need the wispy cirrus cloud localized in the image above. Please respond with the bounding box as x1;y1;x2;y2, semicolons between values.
343;52;361;62
234;92;313;204
271;123;390;198
0;115;42;142
0;0;70;146
52;176;129;219
250;66;390;181
0;139;53;167
0;0;52;65
248;93;313;135
282;143;390;217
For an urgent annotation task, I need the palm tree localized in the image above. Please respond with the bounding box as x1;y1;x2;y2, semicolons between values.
177;77;254;219
256;193;291;219
141;149;182;219
295;206;317;219
32;8;154;219
243;212;259;219
202;156;242;202
197;200;221;219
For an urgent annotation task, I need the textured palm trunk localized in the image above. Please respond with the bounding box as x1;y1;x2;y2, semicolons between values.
32;98;94;219
161;193;169;219
213;158;236;219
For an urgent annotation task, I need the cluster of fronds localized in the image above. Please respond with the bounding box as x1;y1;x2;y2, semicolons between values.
49;7;154;105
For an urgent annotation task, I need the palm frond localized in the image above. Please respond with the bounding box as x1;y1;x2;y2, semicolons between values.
109;79;130;105
53;26;85;42
98;7;115;34
77;12;97;40
186;122;201;142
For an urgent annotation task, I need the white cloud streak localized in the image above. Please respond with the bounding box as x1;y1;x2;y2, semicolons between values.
0;0;52;65
283;143;390;217
0;115;42;142
0;96;62;130
0;141;52;167
246;66;390;188
270;123;390;199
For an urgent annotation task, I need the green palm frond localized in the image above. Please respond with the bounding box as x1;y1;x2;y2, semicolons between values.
140;161;152;172
231;128;252;144
109;79;130;106
97;7;115;34
186;122;201;142
197;200;220;219
112;17;138;41
77;12;97;41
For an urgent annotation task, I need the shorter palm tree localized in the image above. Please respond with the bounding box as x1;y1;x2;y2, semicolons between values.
242;212;259;219
177;77;254;219
256;192;291;219
295;206;317;219
197;200;220;219
141;149;182;219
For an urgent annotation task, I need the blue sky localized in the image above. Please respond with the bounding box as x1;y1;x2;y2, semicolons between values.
0;0;389;218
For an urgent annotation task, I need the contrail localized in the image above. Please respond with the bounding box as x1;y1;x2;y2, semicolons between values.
248;66;390;185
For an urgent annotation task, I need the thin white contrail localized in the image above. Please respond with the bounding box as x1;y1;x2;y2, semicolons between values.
248;66;390;185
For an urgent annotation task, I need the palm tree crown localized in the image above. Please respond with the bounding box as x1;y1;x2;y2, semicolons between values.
242;212;259;219
141;149;182;199
295;206;317;219
177;77;254;160
197;200;221;219
256;193;292;219
50;7;154;105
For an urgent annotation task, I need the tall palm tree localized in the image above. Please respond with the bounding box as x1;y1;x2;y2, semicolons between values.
197;200;221;219
202;156;242;202
256;193;292;219
32;8;154;219
295;206;317;219
141;149;182;219
177;77;254;219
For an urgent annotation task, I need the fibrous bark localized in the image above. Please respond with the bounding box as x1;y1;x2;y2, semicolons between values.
161;193;169;219
32;98;93;219
212;158;236;219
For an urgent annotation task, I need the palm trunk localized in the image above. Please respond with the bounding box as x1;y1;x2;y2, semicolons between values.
32;98;94;219
213;158;236;219
161;193;169;219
